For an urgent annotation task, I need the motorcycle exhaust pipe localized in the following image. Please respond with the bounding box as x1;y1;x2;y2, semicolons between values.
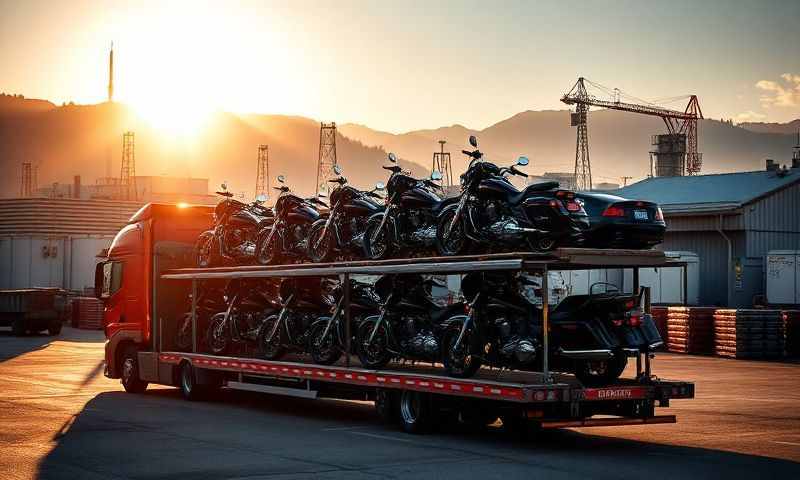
557;347;614;360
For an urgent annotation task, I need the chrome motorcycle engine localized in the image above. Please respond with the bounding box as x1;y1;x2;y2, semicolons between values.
399;316;439;359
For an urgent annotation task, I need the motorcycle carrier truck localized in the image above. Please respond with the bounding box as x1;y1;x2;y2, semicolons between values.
99;203;694;434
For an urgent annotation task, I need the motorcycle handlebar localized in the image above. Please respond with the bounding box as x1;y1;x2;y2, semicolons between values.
462;150;472;156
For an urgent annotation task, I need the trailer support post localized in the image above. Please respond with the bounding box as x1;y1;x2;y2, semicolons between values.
191;279;197;353
542;265;551;384
341;273;351;368
632;267;639;295
682;264;688;306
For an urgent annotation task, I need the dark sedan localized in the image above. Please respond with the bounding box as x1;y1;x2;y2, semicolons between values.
576;192;666;249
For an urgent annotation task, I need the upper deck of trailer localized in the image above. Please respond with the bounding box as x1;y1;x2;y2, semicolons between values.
161;248;686;280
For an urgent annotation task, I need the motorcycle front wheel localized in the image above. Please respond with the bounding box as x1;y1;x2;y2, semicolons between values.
206;313;229;355
436;209;469;256
308;319;342;365
307;222;333;263
195;232;216;267
355;318;391;369
574;353;628;387
442;325;482;378
362;216;392;260
256;233;280;265
257;315;286;360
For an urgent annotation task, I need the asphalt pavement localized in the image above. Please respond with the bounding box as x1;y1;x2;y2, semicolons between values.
1;326;799;480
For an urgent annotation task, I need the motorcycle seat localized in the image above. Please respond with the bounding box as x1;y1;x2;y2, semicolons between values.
429;303;464;323
509;181;560;205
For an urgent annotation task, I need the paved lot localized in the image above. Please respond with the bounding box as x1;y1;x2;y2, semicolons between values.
1;327;799;479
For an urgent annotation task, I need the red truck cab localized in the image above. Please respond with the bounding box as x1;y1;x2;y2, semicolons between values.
96;203;212;388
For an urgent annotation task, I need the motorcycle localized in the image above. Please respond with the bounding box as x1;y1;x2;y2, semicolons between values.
440;271;540;378
307;278;381;365
257;277;337;360
355;274;464;369
195;183;274;267
436;136;588;256
442;273;664;386
307;165;385;263
362;153;451;260
175;279;228;352
255;175;327;265
205;278;281;355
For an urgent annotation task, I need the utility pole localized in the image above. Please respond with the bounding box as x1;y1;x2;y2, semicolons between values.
108;42;114;103
621;176;633;187
21;162;32;197
316;122;337;196
255;144;269;200
432;140;453;189
120;131;136;200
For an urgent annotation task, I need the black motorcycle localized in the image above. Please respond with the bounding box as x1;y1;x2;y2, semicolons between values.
205;278;281;355
307;278;381;365
307;165;385;263
195;184;274;267
175;279;228;351
440;272;540;378
257;277;337;360
362;153;450;260
443;273;663;386
255;175;327;265
436;136;588;256
355;274;464;368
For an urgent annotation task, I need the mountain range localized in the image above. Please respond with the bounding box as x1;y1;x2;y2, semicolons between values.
1;93;797;199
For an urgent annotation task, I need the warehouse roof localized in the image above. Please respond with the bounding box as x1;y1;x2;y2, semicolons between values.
0;198;142;236
614;166;800;214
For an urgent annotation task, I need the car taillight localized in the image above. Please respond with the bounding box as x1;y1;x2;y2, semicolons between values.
602;205;625;217
565;200;582;212
654;207;664;221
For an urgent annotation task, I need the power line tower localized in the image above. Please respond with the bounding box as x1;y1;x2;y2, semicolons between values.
120;131;136;200
432;140;453;189
21;162;33;197
316;122;337;196
255;144;269;200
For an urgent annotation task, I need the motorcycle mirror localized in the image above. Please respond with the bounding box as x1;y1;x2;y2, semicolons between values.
221;182;228;191
333;165;342;175
375;182;386;191
469;135;478;148
277;175;285;184
255;194;267;203
517;156;529;166
388;152;397;163
431;171;443;181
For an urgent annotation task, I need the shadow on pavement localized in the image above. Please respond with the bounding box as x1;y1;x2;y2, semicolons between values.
35;387;800;480
0;326;103;363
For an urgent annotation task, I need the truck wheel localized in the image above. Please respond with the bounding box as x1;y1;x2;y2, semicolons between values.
179;362;205;401
121;346;148;393
11;316;26;336
399;390;432;434
47;320;62;336
500;411;540;440
375;388;399;424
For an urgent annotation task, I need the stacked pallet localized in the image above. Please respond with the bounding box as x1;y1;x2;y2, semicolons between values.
713;309;784;359
650;307;668;341
666;307;715;354
783;310;800;357
72;297;104;330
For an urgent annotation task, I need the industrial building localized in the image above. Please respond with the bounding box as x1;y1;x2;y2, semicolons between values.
615;159;800;308
37;175;217;205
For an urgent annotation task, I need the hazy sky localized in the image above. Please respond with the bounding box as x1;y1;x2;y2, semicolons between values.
1;0;799;133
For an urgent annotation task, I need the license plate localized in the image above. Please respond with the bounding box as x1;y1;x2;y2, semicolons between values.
633;209;649;221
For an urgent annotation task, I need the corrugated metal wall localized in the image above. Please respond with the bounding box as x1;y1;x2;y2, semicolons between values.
744;182;800;257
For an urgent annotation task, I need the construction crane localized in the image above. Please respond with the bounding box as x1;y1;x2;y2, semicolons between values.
561;77;703;183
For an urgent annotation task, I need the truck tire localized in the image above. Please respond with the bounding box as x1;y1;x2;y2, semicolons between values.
179;362;204;401
375;388;399;424
121;346;148;393
48;320;62;336
11;316;26;336
398;390;432;434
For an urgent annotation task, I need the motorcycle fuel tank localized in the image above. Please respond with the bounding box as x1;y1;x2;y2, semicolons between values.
229;209;262;228
287;204;320;224
399;187;441;209
343;197;382;215
477;177;519;201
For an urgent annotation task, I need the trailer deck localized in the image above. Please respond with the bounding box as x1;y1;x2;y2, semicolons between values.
148;248;694;431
